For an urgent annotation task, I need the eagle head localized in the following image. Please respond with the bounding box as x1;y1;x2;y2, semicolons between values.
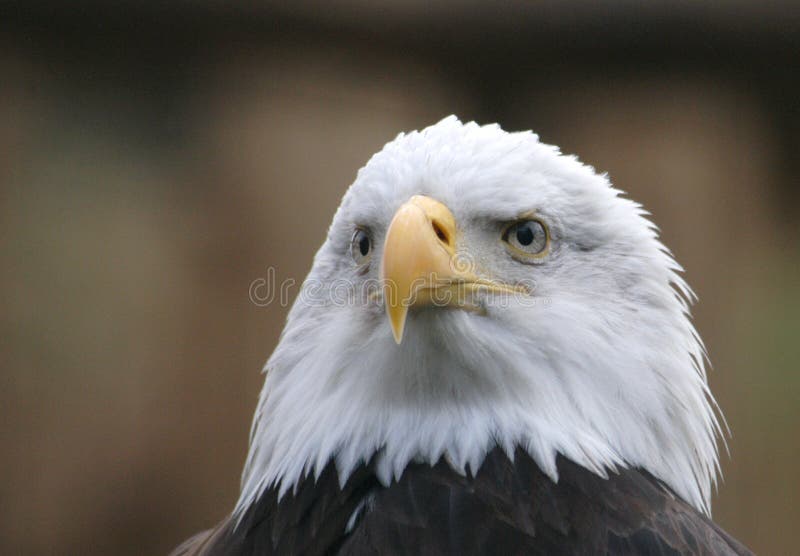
236;116;722;519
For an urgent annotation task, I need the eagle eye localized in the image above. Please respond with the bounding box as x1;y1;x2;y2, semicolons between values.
350;228;372;266
502;219;549;260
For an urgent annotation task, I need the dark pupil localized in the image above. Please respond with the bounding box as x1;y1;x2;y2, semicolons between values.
516;223;535;246
358;234;370;256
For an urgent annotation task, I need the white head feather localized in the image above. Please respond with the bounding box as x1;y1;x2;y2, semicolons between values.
235;116;723;518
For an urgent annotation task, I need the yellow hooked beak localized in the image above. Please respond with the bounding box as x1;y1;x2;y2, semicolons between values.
380;195;525;344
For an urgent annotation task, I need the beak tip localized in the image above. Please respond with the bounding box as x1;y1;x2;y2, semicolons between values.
389;314;406;344
387;304;408;345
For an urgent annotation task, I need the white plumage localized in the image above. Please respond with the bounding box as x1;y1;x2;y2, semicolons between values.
235;116;722;524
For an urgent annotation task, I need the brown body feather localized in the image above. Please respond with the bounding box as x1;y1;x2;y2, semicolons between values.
172;448;751;555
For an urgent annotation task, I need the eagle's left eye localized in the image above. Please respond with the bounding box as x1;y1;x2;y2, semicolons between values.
350;228;372;266
502;219;549;260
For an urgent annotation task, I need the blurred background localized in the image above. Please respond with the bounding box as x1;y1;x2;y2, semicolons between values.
1;2;798;554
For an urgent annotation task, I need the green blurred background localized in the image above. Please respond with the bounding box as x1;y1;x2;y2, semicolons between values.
1;3;798;554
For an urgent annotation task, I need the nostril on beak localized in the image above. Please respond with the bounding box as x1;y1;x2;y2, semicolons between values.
431;220;450;246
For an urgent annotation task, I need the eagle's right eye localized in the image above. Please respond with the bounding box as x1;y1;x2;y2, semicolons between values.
350;229;372;266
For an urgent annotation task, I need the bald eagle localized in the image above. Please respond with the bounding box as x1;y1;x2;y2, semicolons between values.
173;117;751;555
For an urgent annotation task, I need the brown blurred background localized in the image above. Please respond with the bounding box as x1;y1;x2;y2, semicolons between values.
1;2;798;555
